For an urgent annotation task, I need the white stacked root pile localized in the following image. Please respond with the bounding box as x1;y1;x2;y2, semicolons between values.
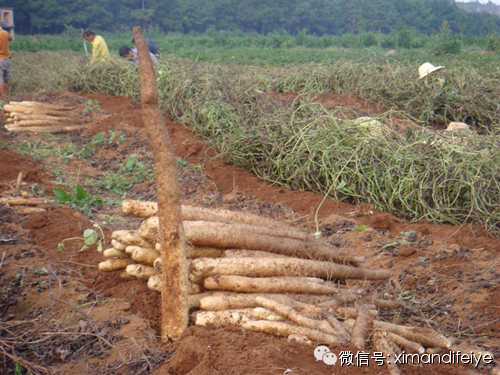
3;101;88;133
99;199;494;375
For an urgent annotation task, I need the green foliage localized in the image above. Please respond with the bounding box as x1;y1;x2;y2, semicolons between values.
9;0;500;37
82;98;100;114
57;222;105;253
14;363;33;375
396;30;412;49
433;21;462;56
53;185;104;215
93;154;155;194
12;131;125;162
487;32;500;53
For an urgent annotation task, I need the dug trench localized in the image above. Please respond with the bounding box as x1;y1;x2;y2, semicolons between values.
0;90;498;375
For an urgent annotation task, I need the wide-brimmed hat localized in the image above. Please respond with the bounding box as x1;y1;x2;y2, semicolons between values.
418;62;445;80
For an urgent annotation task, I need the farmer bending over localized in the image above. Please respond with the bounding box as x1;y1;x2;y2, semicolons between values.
132;37;161;56
0;24;13;103
119;46;157;64
82;29;110;64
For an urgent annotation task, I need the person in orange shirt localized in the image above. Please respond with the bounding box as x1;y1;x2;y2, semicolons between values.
0;24;13;103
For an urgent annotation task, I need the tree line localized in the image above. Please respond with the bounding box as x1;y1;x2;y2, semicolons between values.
6;0;500;36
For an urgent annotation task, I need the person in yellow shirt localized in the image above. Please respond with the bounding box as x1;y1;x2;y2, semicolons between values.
82;29;110;64
0;25;13;102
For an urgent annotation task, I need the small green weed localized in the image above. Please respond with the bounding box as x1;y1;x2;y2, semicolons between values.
108;130;127;145
15;362;34;375
104;215;121;225
95;154;155;194
30;183;46;196
82;98;100;114
354;225;367;231
57;222;105;252
53;185;104;215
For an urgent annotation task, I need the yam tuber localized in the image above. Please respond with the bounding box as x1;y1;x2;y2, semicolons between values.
131;247;160;266
372;331;401;375
193;310;251;327
148;274;201;294
287;334;313;346
123;199;292;230
5;124;86;133
144;219;363;264
125;264;158;279
202;275;342;295
250;307;285;321
112;230;154;248
387;332;425;354
103;248;129;259
1;197;49;206
190;257;390;284
255;296;336;335
111;239;128;251
349;305;373;350
98;258;135;272
373;320;451;348
223;249;290;258
243;320;344;346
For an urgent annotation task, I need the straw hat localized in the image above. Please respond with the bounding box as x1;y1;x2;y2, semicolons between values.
418;62;445;80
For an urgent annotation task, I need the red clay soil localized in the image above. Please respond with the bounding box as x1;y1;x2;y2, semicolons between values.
0;91;498;375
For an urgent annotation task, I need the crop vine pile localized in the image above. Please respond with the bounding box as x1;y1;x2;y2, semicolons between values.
63;57;500;235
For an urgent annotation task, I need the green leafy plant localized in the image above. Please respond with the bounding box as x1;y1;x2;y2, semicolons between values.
53;185;104;215
95;154;155;194
82;98;100;114
57;222;105;252
14;363;33;375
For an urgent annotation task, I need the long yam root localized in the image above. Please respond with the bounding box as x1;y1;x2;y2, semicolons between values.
203;275;342;295
190;257;390;284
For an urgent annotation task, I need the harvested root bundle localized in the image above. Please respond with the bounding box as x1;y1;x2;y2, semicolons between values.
188;247;225;259
190;257;391;284
123;199;292;230
7;120;81;127
11;207;47;214
1;197;49;206
155;245;224;259
8;112;85;122
198;293;309;311
243;320;344;346
98;258;135;272
322;309;350;341
7;101;77;111
148;274;202;294
112;230;154;248
222;249;290;258
5;124;87;133
373;320;451;349
255;297;336;336
202;275;344;295
144;219;362;264
250;307;285;321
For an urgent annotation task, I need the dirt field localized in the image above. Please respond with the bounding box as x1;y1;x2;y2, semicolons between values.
0;91;498;375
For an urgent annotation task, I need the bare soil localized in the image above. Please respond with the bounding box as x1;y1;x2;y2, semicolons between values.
0;91;498;375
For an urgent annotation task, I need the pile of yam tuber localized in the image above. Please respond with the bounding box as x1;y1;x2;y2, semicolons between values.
99;199;493;374
3;101;88;133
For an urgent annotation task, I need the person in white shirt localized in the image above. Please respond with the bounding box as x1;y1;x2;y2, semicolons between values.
119;45;157;64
